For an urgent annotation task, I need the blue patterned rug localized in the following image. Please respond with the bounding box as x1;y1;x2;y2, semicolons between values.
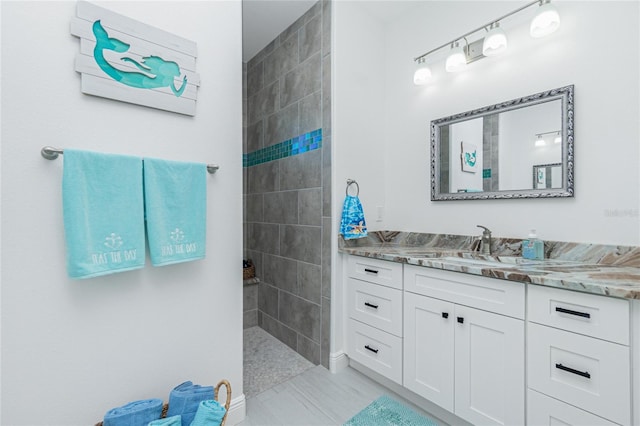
344;395;439;426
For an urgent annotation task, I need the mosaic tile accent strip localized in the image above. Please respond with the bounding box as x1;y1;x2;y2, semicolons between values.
243;129;322;167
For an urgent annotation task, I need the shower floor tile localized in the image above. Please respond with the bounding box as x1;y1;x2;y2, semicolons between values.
243;326;314;398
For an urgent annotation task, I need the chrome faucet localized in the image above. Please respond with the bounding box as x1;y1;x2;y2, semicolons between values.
477;225;492;255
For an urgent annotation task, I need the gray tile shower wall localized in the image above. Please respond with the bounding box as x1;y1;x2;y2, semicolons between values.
243;0;332;368
243;281;258;329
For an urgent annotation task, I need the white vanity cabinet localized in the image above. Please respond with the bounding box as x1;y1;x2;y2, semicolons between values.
403;265;525;426
527;284;632;426
343;254;638;426
346;256;403;384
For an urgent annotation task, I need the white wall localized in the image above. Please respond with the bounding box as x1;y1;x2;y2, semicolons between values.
334;1;640;245
0;2;243;425
333;1;387;229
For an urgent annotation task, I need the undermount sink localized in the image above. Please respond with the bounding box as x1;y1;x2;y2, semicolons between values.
438;256;525;268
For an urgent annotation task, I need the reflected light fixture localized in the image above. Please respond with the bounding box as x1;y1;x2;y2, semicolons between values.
445;41;467;73
554;132;562;144
534;130;561;147
413;57;432;85
530;0;561;38
413;0;560;85
482;22;508;56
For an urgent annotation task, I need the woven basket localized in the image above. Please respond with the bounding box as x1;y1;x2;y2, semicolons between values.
96;379;232;426
243;264;255;280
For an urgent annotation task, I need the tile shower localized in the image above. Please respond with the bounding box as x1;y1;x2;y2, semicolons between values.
243;0;332;368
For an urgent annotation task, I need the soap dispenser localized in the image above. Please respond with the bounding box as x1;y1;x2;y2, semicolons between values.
522;229;544;260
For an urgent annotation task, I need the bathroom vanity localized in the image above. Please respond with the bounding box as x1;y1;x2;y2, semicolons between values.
340;233;640;426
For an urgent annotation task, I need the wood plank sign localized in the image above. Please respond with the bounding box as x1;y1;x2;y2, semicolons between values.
71;1;200;116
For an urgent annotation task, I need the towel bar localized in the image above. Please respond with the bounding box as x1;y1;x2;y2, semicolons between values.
40;146;220;174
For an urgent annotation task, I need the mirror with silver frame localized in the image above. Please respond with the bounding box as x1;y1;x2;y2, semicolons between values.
430;85;574;200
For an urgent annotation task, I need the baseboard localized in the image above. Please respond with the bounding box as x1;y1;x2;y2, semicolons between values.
329;350;349;373
224;393;246;425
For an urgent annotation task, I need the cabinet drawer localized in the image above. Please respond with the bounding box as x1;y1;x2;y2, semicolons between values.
347;319;402;384
528;323;630;425
347;278;402;337
528;284;629;345
347;256;402;290
404;265;524;319
527;390;619;426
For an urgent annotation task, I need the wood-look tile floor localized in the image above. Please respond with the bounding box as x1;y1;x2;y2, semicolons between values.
240;329;440;425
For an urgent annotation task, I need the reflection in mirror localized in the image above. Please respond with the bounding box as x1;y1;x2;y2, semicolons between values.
431;85;574;200
533;163;562;189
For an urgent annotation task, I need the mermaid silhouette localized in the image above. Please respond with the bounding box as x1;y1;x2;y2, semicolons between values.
92;20;187;97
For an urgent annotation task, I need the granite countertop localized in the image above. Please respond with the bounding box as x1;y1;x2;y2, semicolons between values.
339;232;640;300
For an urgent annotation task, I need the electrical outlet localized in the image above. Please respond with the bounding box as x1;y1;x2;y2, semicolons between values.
376;206;384;222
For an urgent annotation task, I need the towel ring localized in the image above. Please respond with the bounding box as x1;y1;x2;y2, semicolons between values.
346;179;359;196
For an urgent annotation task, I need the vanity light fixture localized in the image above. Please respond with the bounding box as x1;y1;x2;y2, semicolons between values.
482;22;508;56
534;134;547;147
413;0;560;85
413;57;432;85
445;41;467;73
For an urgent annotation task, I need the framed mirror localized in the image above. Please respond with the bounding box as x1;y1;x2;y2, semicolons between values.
430;85;574;200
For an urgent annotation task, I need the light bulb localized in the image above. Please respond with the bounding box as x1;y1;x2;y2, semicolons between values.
483;22;508;56
554;133;561;144
445;42;467;73
535;135;546;147
530;1;561;38
413;58;432;85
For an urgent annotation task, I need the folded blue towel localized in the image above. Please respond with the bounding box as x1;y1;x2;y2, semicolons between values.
62;149;145;279
166;381;214;426
143;158;207;266
148;415;182;426
339;195;368;240
103;398;164;426
190;400;226;426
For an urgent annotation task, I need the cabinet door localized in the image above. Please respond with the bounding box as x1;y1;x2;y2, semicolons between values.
403;292;455;412
454;305;525;426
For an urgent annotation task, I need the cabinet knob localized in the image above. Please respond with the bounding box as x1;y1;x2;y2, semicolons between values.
457;317;464;324
442;312;449;319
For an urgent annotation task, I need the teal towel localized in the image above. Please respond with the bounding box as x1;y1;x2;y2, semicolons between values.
190;400;226;426
339;195;367;240
148;415;182;426
62;149;145;279
166;381;214;425
143;158;207;266
103;398;164;426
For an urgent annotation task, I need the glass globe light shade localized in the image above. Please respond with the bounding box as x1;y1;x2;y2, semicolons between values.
530;2;561;38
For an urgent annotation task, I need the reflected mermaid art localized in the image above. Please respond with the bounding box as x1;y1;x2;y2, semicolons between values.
92;20;187;97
